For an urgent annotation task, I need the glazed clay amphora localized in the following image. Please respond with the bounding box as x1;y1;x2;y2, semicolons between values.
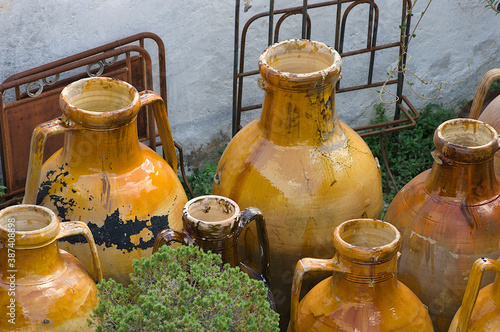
0;204;102;331
24;77;188;283
384;118;500;331
448;250;500;331
469;68;500;175
288;218;433;331
212;39;383;326
153;195;270;285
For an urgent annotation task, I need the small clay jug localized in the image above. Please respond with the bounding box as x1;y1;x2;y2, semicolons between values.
448;250;500;331
24;77;187;283
213;39;382;327
288;218;433;331
0;204;102;331
153;195;270;284
385;118;500;331
469;68;500;175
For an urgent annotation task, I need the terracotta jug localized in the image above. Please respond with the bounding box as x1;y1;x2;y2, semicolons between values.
0;204;102;331
288;218;433;331
448;252;500;331
212;39;383;326
384;118;500;331
469;68;500;175
23;77;188;283
153;195;270;284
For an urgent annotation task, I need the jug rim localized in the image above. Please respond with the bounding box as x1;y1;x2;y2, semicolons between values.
434;118;499;163
183;195;240;240
333;218;401;263
0;204;60;249
258;39;342;90
60;77;141;128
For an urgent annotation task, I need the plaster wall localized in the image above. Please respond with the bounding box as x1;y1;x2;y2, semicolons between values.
0;0;499;170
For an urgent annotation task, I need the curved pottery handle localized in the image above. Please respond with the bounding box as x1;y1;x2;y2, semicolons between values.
454;257;500;332
24;117;75;205
152;229;195;253
236;207;271;285
469;68;500;120
289;255;349;332
139;91;177;172
56;221;103;283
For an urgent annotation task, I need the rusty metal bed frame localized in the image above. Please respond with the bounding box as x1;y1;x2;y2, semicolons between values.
0;32;193;207
232;0;419;192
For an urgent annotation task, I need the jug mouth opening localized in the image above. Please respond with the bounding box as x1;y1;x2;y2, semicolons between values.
258;39;342;89
0;205;59;248
60;77;140;128
183;195;240;239
334;219;401;263
434;119;499;162
186;195;239;223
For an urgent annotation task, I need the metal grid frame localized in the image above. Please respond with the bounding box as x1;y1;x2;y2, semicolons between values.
0;32;193;206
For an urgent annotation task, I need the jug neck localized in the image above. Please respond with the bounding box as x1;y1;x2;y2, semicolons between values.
425;155;498;203
260;84;341;146
258;39;342;146
0;243;65;284
425;119;500;204
337;254;399;289
62;118;143;172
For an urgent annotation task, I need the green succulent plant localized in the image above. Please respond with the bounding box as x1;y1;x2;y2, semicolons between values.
88;244;279;332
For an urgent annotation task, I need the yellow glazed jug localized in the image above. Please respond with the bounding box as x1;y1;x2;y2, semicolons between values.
288;219;433;331
24;77;187;283
0;204;102;331
212;39;383;326
448;250;500;331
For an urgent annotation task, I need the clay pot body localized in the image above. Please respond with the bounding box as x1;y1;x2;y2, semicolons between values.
153;195;270;283
212;39;383;325
289;219;433;331
384;118;500;331
23;77;187;283
448;254;500;331
0;204;102;331
468;68;500;176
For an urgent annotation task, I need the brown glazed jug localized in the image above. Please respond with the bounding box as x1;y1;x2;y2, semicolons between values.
212;39;383;326
469;68;500;175
0;204;102;331
384;118;500;331
153;195;270;285
448;252;500;331
288;218;433;331
23;77;188;283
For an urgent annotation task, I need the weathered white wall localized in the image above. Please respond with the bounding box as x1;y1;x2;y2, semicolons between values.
0;0;499;170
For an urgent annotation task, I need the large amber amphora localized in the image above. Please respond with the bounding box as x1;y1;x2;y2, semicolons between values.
385;118;500;331
212;39;383;323
288;219;433;331
23;77;188;283
0;204;102;331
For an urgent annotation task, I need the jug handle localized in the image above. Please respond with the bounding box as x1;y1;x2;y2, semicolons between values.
469;68;500;119
139;91;178;172
288;254;349;332
24;117;75;205
152;229;195;253
56;221;103;283
236;207;271;286
455;257;500;332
